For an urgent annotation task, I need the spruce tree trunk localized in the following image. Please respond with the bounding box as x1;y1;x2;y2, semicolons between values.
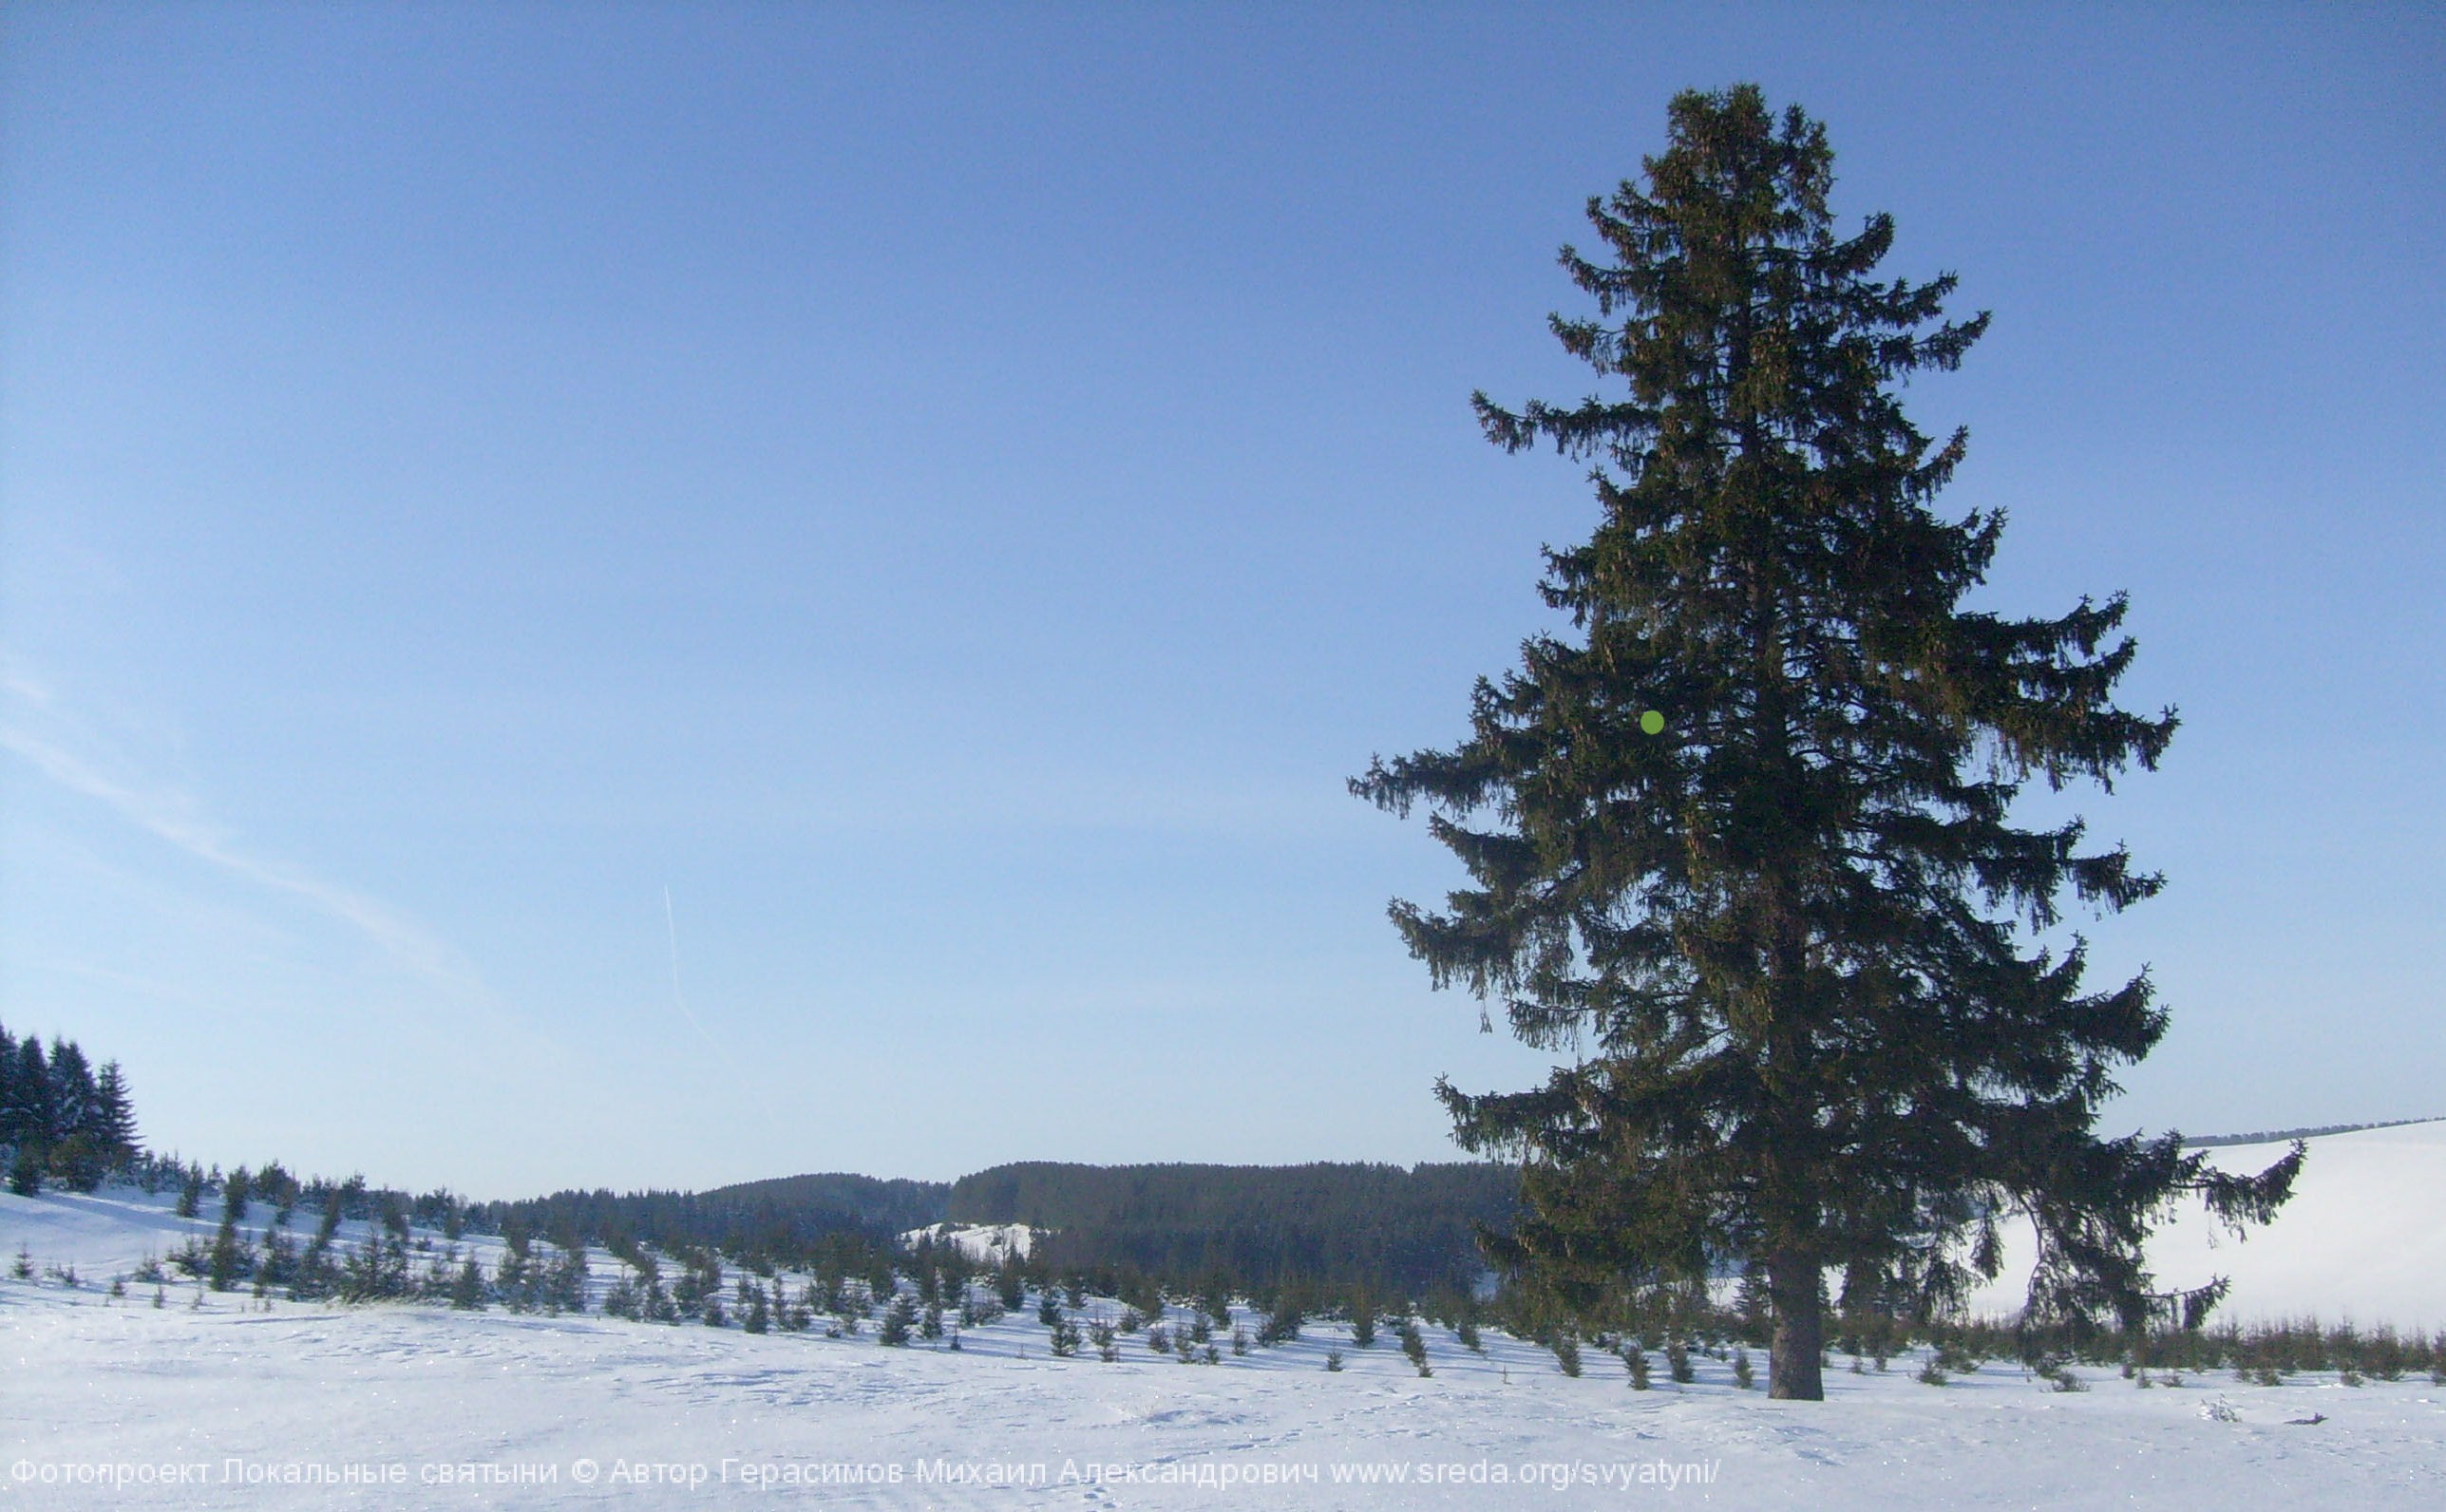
1766;1249;1825;1400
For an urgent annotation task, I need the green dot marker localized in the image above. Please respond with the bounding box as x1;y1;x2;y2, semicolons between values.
1640;709;1665;735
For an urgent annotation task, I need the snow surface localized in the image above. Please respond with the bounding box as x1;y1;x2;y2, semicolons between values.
1964;1120;2446;1329
901;1222;1039;1263
7;1128;2445;1509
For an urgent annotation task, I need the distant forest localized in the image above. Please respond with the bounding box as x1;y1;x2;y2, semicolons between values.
7;1016;1523;1300
2185;1116;2441;1148
951;1161;1517;1296
463;1173;947;1256
462;1160;1518;1299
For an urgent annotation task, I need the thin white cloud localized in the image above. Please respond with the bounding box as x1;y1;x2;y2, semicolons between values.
0;703;483;997
0;650;56;708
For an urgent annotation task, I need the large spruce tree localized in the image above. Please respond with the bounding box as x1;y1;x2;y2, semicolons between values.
1354;85;2298;1400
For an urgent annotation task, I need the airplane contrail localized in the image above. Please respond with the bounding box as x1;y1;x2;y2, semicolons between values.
663;885;727;1056
661;886;791;1143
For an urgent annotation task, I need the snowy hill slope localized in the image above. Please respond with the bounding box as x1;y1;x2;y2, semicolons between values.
3;1208;2440;1508
902;1221;1039;1262
1965;1120;2446;1327
3;1122;2441;1508
6;1162;2446;1508
9;1117;2439;1333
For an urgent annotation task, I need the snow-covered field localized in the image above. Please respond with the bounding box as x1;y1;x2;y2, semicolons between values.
7;1126;2444;1508
901;1222;1039;1263
1966;1120;2446;1329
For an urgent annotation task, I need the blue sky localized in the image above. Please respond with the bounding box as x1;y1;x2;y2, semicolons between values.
3;3;2439;1199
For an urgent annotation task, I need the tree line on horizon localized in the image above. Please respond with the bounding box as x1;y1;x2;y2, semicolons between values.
0;1012;1518;1309
949;1160;1516;1298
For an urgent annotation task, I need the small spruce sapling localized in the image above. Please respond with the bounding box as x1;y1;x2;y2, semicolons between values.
879;1293;915;1345
1350;1287;1377;1348
207;1215;247;1292
450;1254;486;1311
996;1259;1026;1313
1258;1295;1303;1347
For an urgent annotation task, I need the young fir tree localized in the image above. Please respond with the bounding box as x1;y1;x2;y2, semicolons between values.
9;1037;52;1157
1351;85;2300;1401
880;1292;916;1346
450;1252;488;1310
46;1038;97;1146
47;1133;104;1193
88;1063;139;1170
0;1024;17;1146
207;1207;247;1293
1349;1285;1377;1348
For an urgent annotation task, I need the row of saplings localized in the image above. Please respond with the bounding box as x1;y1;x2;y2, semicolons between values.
592;1242;1464;1375
70;1164;2446;1391
118;1171;1488;1377
126;1161;590;1312
1498;1282;2446;1394
1887;1314;2446;1392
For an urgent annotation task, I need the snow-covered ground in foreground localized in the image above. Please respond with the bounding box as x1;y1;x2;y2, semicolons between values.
5;1124;2444;1510
1965;1120;2446;1329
